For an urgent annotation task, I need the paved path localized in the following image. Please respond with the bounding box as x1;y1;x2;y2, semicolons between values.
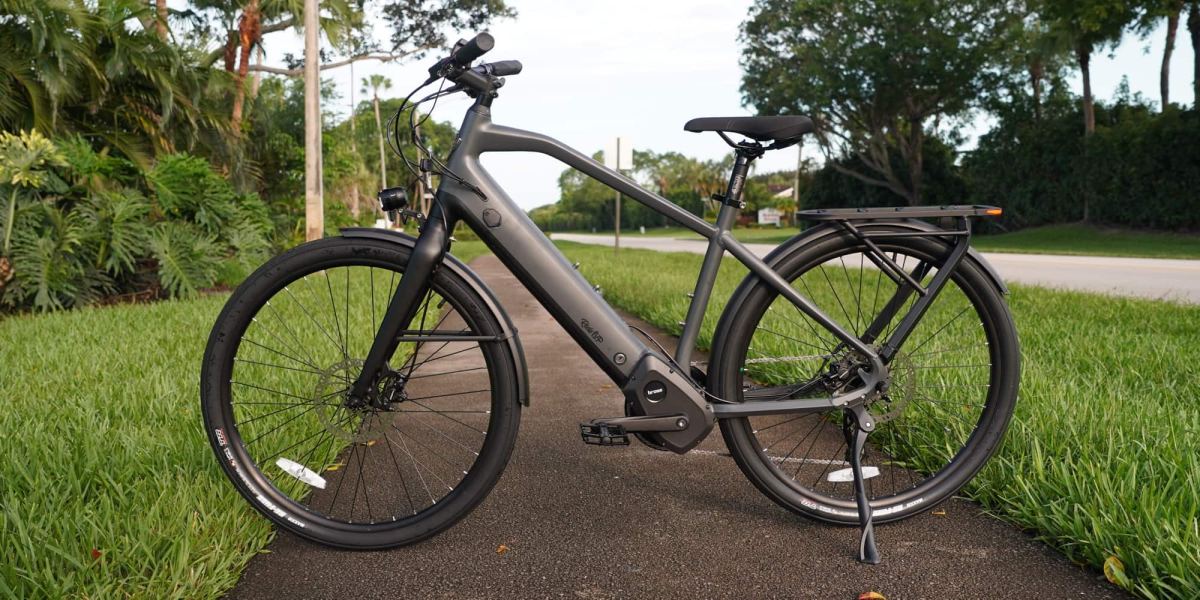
229;255;1126;600
552;233;1200;304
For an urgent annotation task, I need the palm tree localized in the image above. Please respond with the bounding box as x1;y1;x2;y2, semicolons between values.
0;0;233;164
1190;1;1200;105
362;74;392;190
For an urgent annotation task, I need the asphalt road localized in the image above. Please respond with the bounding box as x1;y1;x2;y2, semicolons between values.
551;233;1200;304
229;255;1127;600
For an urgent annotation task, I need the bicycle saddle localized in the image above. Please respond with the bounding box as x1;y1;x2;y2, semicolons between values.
684;115;814;147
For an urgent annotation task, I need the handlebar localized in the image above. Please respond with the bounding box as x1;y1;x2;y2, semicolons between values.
485;60;523;77
451;32;494;67
423;33;520;98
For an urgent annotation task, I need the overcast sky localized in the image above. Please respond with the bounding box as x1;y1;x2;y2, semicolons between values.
254;0;1196;211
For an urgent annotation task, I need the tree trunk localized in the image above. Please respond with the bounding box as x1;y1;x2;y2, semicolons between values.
1077;43;1095;135
1163;4;1181;109
230;0;261;132
1190;2;1200;106
223;30;238;72
1029;59;1044;121
303;0;322;241
349;62;360;220
792;144;802;223
155;0;168;40
908;120;924;205
250;45;263;97
373;95;388;189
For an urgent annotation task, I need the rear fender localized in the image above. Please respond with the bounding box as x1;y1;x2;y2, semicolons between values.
707;219;1006;395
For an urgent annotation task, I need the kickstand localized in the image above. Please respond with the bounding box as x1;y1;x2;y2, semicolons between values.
843;406;881;564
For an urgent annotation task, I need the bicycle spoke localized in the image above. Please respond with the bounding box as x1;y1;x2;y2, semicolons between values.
214;252;508;532
741;243;997;505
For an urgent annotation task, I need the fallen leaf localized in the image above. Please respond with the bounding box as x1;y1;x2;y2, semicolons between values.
90;548;102;560
857;592;886;600
365;440;377;447
325;463;345;472
931;509;947;516
1103;555;1130;589
496;544;509;555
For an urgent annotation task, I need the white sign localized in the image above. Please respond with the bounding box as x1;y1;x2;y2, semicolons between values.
758;207;784;226
604;137;634;170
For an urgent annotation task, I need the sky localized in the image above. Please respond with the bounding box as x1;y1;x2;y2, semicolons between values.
253;0;1197;211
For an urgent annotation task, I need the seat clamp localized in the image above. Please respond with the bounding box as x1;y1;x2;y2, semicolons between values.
711;193;744;209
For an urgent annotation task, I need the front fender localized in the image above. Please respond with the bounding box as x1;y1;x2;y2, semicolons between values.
340;227;530;406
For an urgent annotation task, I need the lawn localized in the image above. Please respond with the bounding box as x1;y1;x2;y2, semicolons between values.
593;223;1200;260
0;241;485;599
3;237;1197;598
556;241;1200;600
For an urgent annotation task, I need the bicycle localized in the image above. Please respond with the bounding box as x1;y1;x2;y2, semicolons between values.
201;33;1020;564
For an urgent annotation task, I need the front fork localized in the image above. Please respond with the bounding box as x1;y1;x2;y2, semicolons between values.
347;204;452;405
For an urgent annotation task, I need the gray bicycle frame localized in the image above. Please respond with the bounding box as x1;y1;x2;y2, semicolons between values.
350;99;894;412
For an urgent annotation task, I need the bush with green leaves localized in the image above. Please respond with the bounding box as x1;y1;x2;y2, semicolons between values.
964;103;1200;231
0;132;274;312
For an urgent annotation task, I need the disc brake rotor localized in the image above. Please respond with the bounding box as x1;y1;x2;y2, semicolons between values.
869;351;915;423
312;358;391;443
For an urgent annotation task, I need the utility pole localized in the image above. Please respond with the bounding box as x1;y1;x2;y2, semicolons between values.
614;137;621;253
303;0;322;241
792;144;802;226
606;137;631;253
348;61;359;219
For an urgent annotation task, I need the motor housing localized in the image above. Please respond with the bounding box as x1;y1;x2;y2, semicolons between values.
621;353;714;453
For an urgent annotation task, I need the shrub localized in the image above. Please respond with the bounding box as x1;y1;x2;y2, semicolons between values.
963;104;1200;231
0;133;275;312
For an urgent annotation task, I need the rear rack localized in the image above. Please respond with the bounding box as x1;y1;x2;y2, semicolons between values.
797;205;1002;221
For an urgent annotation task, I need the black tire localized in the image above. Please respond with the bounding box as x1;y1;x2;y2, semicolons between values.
201;236;521;548
713;228;1019;524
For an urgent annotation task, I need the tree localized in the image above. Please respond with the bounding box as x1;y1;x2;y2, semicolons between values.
196;0;515;238
1000;2;1074;122
190;0;362;132
1134;0;1185;109
1042;0;1137;134
1190;1;1200;105
0;0;235;164
741;0;1016;204
363;75;392;191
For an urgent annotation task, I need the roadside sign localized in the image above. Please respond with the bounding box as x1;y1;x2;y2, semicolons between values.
604;137;633;170
758;207;783;226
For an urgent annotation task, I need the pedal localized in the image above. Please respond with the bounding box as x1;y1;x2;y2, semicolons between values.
580;421;630;446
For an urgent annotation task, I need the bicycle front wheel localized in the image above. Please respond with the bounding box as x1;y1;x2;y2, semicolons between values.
201;236;521;548
713;228;1019;524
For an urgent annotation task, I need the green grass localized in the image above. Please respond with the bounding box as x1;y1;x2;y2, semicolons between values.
557;241;1200;600
970;224;1200;259
0;241;485;599
574;223;1200;259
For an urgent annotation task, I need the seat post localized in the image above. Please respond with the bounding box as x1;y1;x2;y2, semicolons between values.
716;147;760;226
673;148;760;368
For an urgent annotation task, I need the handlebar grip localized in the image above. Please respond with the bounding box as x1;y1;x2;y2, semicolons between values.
488;60;523;76
451;32;495;67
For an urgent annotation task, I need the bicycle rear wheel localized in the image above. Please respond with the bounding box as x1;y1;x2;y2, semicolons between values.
201;236;521;548
713;228;1019;524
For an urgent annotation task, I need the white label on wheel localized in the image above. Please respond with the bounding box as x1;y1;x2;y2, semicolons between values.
827;466;880;483
276;457;327;489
